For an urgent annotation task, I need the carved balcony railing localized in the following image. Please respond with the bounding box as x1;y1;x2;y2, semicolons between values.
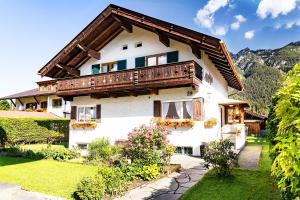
56;60;202;97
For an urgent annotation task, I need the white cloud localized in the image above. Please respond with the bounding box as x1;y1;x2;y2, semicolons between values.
244;30;255;39
257;0;299;19
215;26;228;35
194;0;229;28
285;19;300;28
230;14;247;30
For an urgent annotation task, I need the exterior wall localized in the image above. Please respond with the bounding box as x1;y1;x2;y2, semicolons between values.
14;95;70;118
69;86;224;156
69;26;235;156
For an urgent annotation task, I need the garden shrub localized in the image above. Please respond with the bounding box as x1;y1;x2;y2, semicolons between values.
270;63;300;199
97;165;128;196
75;175;105;200
1;145;79;161
203;139;238;177
0;100;10;110
125;124;175;171
140;164;160;181
0;118;69;146
88;137;120;163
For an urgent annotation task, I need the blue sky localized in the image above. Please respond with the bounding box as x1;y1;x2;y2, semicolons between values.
0;0;299;97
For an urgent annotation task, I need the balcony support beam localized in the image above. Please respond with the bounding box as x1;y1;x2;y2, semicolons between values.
77;44;101;60
56;64;80;77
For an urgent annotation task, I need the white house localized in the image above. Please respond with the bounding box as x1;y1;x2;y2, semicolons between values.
36;4;247;156
0;80;71;118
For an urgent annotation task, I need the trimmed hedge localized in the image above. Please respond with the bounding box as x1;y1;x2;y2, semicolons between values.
0;117;69;146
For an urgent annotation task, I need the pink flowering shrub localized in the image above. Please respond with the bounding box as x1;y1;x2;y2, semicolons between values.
125;124;175;170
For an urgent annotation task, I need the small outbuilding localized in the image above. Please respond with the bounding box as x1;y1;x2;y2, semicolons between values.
244;110;267;136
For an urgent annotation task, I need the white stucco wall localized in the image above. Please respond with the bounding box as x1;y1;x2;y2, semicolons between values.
68;26;233;156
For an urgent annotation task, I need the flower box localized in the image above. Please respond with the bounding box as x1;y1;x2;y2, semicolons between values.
71;122;97;129
154;118;195;128
204;118;218;128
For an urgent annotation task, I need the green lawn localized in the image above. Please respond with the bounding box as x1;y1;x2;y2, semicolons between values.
0;156;98;199
180;138;281;200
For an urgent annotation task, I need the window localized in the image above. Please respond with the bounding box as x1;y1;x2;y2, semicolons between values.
100;60;127;73
146;53;167;66
175;147;193;155
52;99;62;108
135;42;142;48
162;100;192;119
77;106;96;122
122;44;128;50
226;106;240;124
41;101;48;109
26;103;37;110
77;143;88;150
92;64;100;74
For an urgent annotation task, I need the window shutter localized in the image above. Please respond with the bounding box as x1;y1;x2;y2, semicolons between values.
96;104;101;122
153;100;161;117
117;60;127;71
167;51;179;63
135;56;145;68
91;64;100;74
71;106;77;120
193;98;204;121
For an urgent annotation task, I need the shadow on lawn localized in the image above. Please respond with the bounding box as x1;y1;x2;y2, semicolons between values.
0;155;39;167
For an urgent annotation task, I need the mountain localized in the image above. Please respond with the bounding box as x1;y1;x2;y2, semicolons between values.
230;41;300;116
231;41;300;73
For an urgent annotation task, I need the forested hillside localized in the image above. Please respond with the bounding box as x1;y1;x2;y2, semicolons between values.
230;41;300;116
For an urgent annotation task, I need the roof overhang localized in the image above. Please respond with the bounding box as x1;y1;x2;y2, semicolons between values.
219;99;249;107
37;4;243;91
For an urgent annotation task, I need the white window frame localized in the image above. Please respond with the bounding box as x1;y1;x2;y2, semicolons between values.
77;106;97;122
161;99;193;119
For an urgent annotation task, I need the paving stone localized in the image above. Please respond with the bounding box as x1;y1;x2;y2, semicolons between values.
175;177;190;183
238;145;262;170
150;193;182;200
175;186;189;194
179;181;198;188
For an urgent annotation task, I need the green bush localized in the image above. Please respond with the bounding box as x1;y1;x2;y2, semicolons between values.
98;165;128;197
203;139;238;177
0;100;10;110
125;124;175;172
2;145;79;161
270;63;300;199
0;118;69;146
140;164;160;181
75;175;105;200
88;137;120;163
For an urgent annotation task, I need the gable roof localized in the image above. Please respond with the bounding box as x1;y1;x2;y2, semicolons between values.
37;4;243;91
0;88;55;100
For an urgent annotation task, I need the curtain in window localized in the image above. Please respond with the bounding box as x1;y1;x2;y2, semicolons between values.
162;102;169;118
183;101;192;119
78;107;85;122
166;102;180;119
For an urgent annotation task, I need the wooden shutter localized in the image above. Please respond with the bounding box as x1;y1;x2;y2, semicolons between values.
193;98;204;121
71;106;77;120
91;64;100;74
135;56;145;68
153;100;161;117
96;104;101;122
167;51;179;63
117;60;127;71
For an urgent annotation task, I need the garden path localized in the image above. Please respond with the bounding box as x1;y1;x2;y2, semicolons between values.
238;145;262;170
0;182;64;200
115;155;210;200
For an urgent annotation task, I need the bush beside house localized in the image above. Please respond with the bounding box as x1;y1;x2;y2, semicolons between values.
0;117;69;146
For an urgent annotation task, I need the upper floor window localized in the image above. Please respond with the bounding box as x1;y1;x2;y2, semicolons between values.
135;51;178;68
122;44;128;50
162;100;192;119
52;99;62;108
135;42;142;48
91;60;127;74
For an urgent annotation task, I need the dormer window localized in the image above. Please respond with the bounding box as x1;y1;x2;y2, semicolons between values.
122;44;128;50
135;42;142;48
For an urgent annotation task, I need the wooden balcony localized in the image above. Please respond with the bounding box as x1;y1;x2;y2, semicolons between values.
56;60;202;98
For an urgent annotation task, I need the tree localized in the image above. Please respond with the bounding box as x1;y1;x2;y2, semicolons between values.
0;100;10;110
270;63;300;199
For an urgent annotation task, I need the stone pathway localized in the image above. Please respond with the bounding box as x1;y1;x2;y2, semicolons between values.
238;145;262;170
116;155;209;200
0;182;64;200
